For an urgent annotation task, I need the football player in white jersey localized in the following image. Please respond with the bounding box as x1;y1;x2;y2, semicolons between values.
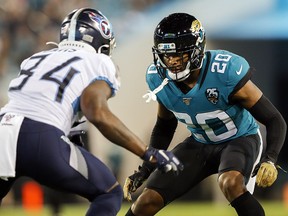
0;8;183;216
123;13;286;216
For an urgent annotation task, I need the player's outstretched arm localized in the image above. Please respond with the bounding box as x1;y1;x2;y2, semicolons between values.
123;102;180;201
233;80;287;187
80;80;183;172
81;80;147;156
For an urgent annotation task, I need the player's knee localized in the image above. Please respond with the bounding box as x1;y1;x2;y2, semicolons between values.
109;184;123;209
219;174;237;192
218;171;246;201
102;184;123;215
132;189;164;214
88;184;123;216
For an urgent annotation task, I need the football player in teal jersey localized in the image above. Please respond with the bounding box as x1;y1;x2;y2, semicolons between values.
124;13;286;216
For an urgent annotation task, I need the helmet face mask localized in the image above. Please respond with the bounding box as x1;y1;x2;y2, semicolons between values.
162;52;190;72
153;13;206;81
154;50;192;81
60;8;116;56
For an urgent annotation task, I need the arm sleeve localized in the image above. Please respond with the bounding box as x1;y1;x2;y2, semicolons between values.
142;115;178;170
149;115;178;150
248;95;287;163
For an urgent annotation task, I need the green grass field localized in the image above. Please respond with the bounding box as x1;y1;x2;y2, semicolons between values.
0;201;288;216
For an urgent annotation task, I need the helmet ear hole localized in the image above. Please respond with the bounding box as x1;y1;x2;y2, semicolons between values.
60;8;115;56
97;45;109;55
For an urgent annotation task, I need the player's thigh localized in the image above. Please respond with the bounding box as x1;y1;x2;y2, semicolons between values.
219;133;261;183
17;119;118;201
42;140;118;201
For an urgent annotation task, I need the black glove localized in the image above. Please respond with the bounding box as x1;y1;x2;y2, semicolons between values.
68;130;86;147
123;162;155;201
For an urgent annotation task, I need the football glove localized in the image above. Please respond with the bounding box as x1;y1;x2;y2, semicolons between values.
123;148;183;202
142;147;184;175
123;163;154;202
252;160;278;187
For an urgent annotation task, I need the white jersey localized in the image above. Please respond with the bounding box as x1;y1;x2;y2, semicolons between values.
0;47;120;135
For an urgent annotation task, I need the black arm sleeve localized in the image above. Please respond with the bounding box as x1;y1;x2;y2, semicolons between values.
248;95;287;163
142;115;178;170
149;115;178;149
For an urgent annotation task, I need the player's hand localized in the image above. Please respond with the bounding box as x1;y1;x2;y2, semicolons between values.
142;147;184;175
123;164;153;202
252;160;278;187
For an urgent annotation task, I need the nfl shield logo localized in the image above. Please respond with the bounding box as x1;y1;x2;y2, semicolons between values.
183;98;192;105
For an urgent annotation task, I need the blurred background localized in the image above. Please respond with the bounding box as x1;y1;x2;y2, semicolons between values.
1;0;288;215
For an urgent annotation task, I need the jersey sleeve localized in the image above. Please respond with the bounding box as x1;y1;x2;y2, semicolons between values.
86;54;121;97
226;52;251;95
146;63;159;91
19;58;30;72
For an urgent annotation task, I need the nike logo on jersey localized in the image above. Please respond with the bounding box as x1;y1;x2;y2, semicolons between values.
236;65;243;75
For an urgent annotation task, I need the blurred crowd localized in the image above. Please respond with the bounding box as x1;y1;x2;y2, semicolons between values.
0;0;162;77
0;0;164;106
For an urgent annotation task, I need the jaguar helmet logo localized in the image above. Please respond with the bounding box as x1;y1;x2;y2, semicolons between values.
191;20;202;34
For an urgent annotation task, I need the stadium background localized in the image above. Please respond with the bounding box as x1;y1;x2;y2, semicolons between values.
0;0;288;215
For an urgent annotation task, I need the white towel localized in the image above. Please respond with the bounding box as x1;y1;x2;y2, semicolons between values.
0;113;24;181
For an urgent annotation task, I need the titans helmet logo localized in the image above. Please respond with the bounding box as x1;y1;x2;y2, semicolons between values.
205;88;219;104
88;12;112;39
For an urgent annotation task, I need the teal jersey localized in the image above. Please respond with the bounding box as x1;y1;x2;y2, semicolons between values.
146;50;259;144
